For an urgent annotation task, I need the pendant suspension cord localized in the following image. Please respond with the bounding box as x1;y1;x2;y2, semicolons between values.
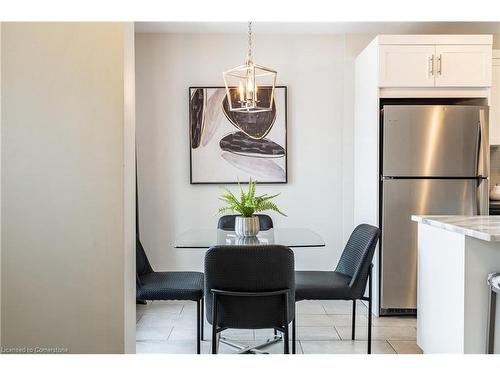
246;21;252;64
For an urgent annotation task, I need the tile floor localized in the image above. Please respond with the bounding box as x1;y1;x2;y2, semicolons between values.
136;300;422;354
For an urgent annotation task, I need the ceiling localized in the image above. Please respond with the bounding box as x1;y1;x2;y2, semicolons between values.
135;22;500;35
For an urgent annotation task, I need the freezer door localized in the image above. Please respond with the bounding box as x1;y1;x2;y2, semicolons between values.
383;105;487;177
381;178;480;311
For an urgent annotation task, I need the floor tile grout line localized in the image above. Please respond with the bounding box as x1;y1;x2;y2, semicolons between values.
298;340;304;354
333;325;343;341
136;314;144;325
321;304;328;315
166;325;174;340
386;340;399;354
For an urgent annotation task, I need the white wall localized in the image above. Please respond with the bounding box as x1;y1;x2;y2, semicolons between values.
1;22;135;353
136;33;347;271
342;34;377;243
123;23;137;354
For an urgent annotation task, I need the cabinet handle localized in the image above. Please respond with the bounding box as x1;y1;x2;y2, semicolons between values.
437;54;442;75
428;55;434;76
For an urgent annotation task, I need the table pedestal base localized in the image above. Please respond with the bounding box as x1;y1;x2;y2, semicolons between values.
219;334;282;354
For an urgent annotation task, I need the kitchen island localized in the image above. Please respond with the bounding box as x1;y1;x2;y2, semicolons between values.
412;215;500;353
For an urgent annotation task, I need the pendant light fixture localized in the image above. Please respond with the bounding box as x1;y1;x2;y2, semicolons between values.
223;22;277;113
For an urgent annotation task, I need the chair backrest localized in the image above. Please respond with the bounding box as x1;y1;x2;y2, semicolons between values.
204;245;295;329
335;224;380;296
217;214;274;231
136;238;153;277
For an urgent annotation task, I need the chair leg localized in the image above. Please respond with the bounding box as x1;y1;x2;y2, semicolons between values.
352;299;356;340
284;326;290;354
292;319;296;354
367;265;373;355
487;287;497;354
211;329;217;355
200;298;204;341
212;293;218;354
196;300;201;354
283;291;289;354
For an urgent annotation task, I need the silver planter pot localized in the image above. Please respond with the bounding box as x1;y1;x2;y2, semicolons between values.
235;236;261;246
235;216;260;237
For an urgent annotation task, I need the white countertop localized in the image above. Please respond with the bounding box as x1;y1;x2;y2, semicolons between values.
411;215;500;242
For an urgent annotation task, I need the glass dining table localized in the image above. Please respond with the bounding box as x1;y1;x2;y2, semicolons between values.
173;227;325;248
173;227;325;353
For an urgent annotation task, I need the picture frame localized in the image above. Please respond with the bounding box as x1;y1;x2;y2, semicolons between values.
189;85;288;184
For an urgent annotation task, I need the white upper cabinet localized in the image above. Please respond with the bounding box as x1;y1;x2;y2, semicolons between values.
377;35;493;88
490;51;500;146
434;45;492;87
379;45;436;87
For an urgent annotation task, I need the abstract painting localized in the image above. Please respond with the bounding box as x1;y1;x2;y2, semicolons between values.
189;86;287;184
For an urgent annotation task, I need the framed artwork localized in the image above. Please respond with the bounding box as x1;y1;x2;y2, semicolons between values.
189;86;287;184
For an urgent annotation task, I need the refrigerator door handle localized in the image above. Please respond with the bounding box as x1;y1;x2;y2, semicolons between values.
475;108;489;215
478;178;489;216
478;108;489;178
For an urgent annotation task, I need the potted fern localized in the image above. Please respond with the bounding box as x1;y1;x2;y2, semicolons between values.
218;178;286;237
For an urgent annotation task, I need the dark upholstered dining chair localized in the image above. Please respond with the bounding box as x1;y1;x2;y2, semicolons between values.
136;238;205;354
135;155;204;353
217;214;274;231
204;245;295;354
293;224;380;354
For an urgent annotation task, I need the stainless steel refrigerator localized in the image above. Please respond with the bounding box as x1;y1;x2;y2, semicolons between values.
380;104;489;315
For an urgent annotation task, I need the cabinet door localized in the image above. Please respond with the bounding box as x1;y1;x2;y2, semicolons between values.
434;45;492;87
490;57;500;145
379;45;436;87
